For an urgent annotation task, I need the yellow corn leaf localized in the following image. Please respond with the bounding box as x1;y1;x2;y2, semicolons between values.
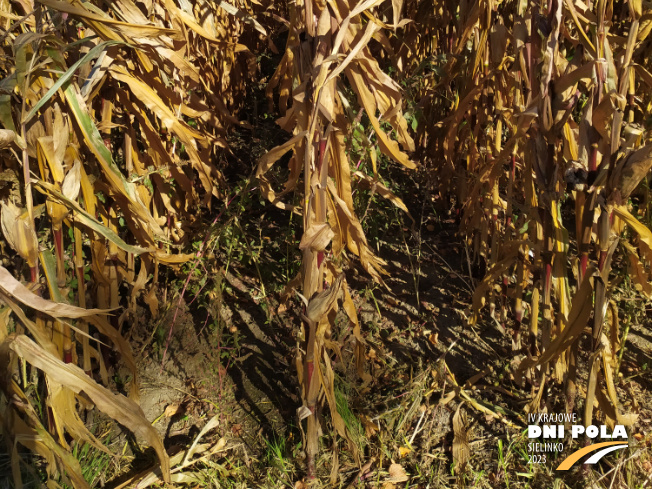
347;65;415;169
319;349;349;441
0;390;89;489
78;163;96;217
216;0;267;35
584;347;601;426
0;265;111;318
563;0;597;56
0;202;38;267
612;205;652;256
515;266;597;384
321;21;379;89
551;201;570;319
452;404;469;470
327;179;387;281
47;379;112;455
52;105;68;165
257;131;307;177
623;241;652;296
391;0;404;25
299;222;335;252
563;122;578;161
37;0;181;40
34;180;151;256
109;67;204;142
63;84;166;241
162;0;248;52
256;131;307;208
37;136;65;183
5;334;170;482
61;160;81;201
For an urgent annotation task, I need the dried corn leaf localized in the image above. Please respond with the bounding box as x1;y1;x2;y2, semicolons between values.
0;266;111;318
0;201;38;267
515;266;597;384
6;334;170;481
452;403;469;470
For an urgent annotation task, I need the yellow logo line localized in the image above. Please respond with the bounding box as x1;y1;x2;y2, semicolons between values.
556;441;627;471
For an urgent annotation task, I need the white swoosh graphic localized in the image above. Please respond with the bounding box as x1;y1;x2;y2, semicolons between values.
584;444;628;464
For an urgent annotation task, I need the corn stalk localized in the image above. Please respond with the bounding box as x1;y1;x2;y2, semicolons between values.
257;0;414;477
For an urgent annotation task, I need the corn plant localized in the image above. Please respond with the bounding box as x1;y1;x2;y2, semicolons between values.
414;0;651;427
257;0;415;477
0;0;260;486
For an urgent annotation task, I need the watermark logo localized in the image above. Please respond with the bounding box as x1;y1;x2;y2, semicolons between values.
527;413;628;470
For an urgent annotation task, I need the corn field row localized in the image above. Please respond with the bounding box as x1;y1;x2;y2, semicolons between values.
0;0;650;486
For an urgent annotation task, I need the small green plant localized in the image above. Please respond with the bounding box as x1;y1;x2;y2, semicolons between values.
63;437;113;489
497;439;509;488
263;434;294;487
335;384;366;454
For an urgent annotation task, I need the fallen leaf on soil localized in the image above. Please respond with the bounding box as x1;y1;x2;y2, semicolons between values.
164;404;180;417
183;416;221;465
387;463;408;482
385;295;400;306
360;415;378;437
398;446;411;458
453;404;470;470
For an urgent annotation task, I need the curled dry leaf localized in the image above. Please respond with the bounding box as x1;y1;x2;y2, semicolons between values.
609;144;652;202
0;202;38;267
0;129;16;148
61;160;82;201
305;274;344;323
299;222;335;252
164;403;180;418
398;445;411;458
